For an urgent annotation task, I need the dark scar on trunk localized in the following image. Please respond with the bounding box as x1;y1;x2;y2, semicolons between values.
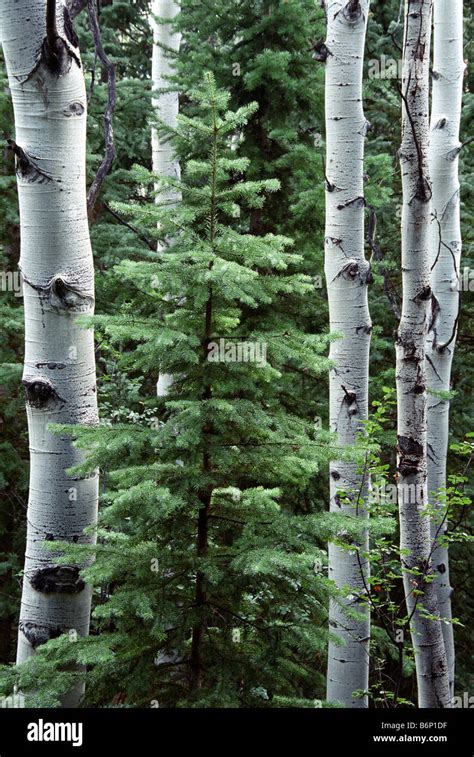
397;435;423;476
22;377;63;409
6;140;53;184
30;566;85;595
42;2;81;75
19;621;64;649
21;273;94;313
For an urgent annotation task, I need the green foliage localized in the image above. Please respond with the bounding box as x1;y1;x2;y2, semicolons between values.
3;75;340;708
0;0;472;709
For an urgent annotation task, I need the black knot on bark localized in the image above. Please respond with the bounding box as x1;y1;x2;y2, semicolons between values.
42;35;72;76
49;275;94;312
342;385;358;416
63;101;85;118
397;335;419;362
343;0;363;22
311;40;332;62
336;258;371;287
342;261;360;280
397;435;423;477
22;377;59;409
6;140;52;184
331;469;341;480
414;285;432;303
435;117;447;130
398;435;423;457
30;565;85;595
19;621;64;649
415;175;432;203
437;563;446;574
42;2;81;76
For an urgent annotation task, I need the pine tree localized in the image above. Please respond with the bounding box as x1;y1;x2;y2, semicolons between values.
0;74;347;708
172;0;329;433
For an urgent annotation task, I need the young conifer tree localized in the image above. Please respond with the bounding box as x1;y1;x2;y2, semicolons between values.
2;74;344;708
172;0;328;432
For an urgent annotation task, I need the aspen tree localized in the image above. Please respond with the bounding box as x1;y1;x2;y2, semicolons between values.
397;0;451;708
0;0;98;705
324;0;372;708
425;0;464;699
151;0;181;398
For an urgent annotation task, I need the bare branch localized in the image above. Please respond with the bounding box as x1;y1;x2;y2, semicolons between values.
67;0;88;20
86;0;116;214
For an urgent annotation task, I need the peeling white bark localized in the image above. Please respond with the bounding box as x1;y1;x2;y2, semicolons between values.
396;0;450;709
426;0;464;700
151;0;181;398
0;0;98;706
324;0;372;708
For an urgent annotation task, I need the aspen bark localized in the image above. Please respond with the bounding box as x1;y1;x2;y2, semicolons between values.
426;0;464;700
151;0;181;397
324;0;372;708
0;0;98;706
397;0;450;708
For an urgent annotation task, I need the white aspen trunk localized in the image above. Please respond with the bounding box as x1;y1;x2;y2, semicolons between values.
0;0;98;706
426;0;464;701
324;0;372;708
151;0;181;398
397;0;451;709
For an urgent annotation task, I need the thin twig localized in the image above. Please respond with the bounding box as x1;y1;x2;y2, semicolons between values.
102;201;155;250
87;0;116;213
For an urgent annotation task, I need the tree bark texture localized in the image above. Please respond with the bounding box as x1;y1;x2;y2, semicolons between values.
325;0;372;709
396;0;451;709
0;0;98;706
425;0;464;700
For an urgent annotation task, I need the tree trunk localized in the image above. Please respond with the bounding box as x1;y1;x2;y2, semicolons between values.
426;0;464;701
0;0;98;706
151;0;181;398
324;0;372;708
396;0;450;709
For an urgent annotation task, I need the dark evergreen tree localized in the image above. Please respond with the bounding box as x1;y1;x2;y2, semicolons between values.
0;75;354;708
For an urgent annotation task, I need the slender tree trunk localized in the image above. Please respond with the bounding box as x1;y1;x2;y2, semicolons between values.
324;0;372;708
396;0;450;709
151;0;181;397
425;0;464;701
0;0;98;706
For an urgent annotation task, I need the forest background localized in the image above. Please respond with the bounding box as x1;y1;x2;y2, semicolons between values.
0;0;472;709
